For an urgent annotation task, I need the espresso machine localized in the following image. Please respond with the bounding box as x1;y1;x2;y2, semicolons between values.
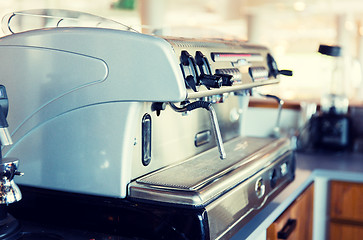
0;9;294;239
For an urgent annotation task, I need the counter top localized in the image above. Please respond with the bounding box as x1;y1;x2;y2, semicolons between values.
248;96;363;110
232;150;363;240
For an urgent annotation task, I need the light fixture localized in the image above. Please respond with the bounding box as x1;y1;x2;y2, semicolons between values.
294;1;306;12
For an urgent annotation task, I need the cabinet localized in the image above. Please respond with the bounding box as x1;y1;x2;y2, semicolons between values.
329;181;363;240
267;183;314;240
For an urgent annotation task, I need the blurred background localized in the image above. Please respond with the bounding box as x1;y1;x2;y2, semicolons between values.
1;0;363;102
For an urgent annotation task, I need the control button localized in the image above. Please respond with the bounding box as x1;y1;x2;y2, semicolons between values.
270;169;278;188
255;177;265;198
280;162;288;176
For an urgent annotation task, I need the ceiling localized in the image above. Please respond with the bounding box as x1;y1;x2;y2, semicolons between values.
160;0;362;55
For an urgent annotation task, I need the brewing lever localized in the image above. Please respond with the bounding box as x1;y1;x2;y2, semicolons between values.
267;54;293;78
169;101;226;159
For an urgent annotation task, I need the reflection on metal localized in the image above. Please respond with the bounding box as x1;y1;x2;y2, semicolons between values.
142;114;152;166
195;130;211;147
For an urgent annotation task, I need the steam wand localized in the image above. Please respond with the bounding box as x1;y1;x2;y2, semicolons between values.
260;93;284;138
169;101;226;160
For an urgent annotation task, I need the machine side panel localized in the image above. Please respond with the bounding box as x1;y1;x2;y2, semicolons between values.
0;28;187;102
5;102;141;198
0;46;108;147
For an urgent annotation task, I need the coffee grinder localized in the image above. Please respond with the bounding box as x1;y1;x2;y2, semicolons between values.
309;44;352;150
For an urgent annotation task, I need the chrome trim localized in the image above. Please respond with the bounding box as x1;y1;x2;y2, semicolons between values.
211;52;264;63
194;130;211;147
207;104;226;159
208;151;294;240
186;79;279;99
169;101;226;159
0;128;13;146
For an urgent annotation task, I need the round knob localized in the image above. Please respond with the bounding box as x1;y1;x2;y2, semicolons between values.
255;177;265;198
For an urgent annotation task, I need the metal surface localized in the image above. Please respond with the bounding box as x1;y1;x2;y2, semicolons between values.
187;79;279;99
0;11;294;240
260;94;285;138
2;9;138;35
129;137;291;206
194;130;211;147
0;158;22;204
169;101;226;159
164;37;280;100
207;104;226;159
207;151;294;240
0;128;12;146
129;137;294;239
0;28;186;103
0;24;286;201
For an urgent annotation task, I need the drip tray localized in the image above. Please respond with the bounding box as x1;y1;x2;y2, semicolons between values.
129;136;294;208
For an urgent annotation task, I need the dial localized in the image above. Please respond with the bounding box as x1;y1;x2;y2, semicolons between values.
255;177;265;198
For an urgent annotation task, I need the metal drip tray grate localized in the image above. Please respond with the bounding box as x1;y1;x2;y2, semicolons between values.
129;136;292;207
136;137;273;190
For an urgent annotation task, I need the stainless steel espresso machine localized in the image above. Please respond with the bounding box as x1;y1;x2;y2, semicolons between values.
0;9;294;240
